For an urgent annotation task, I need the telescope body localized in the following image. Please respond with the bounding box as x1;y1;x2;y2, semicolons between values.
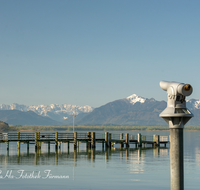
159;81;193;128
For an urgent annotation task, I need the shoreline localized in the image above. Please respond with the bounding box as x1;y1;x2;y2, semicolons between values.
4;125;200;132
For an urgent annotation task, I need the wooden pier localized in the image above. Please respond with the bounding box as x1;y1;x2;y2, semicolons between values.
0;132;169;154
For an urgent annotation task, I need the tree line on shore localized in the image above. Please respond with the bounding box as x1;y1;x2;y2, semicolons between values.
0;124;199;132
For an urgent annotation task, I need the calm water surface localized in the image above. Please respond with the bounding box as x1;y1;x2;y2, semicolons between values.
0;130;200;190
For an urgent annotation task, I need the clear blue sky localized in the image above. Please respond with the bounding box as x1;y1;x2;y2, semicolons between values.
0;0;200;107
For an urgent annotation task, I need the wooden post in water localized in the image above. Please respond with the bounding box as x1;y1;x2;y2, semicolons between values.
77;140;79;152
105;132;109;148
38;142;41;155
138;133;142;147
102;141;104;150
34;152;37;165
27;141;29;155
74;132;77;149
37;132;41;149
38;142;41;150
17;141;20;156
153;134;160;147
55;152;58;165
48;141;50;154
126;147;129;158
17;132;20;140
91;132;96;148
91;148;95;162
109;133;112;148
55;132;58;152
58;142;61;153
87;132;91;149
120;133;124;149
125;133;129;148
17;132;20;154
35;132;38;152
67;141;70;152
102;133;104;150
7;141;9;151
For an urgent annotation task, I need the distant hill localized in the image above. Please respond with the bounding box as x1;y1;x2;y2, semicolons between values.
0;110;62;126
76;98;167;126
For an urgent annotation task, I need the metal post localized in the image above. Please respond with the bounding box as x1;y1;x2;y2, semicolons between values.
170;128;184;190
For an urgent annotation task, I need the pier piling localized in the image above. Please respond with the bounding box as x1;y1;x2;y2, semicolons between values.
74;132;77;149
138;133;142;147
125;133;129;148
120;133;124;149
91;132;96;148
35;132;38;151
105;132;109;148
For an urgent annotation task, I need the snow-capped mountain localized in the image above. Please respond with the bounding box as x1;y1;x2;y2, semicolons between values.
126;94;146;105
187;99;200;110
126;94;200;110
0;103;93;122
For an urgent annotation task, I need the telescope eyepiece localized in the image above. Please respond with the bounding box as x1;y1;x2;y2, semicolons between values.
184;84;191;91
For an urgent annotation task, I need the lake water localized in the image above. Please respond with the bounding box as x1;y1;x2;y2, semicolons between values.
0;130;200;190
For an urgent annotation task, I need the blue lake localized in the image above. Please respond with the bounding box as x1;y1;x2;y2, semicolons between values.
0;130;200;190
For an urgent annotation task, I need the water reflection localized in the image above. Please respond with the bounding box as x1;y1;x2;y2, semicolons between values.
0;147;169;166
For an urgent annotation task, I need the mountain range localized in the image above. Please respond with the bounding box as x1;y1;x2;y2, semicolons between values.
0;94;200;126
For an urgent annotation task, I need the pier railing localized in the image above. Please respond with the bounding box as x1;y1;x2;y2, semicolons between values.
142;135;153;141
130;135;137;140
111;134;120;140
160;136;168;142
96;133;105;139
0;132;169;153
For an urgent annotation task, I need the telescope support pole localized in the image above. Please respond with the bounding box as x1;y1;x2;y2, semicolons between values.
170;128;184;190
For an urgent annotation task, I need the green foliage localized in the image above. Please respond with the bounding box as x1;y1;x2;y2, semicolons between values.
7;125;200;131
8;125;170;131
0;121;10;132
185;126;200;130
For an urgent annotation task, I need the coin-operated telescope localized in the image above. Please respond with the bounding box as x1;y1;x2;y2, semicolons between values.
160;81;194;190
159;81;193;128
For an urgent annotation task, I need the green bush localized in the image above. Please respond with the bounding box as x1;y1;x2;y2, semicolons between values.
0;121;9;132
